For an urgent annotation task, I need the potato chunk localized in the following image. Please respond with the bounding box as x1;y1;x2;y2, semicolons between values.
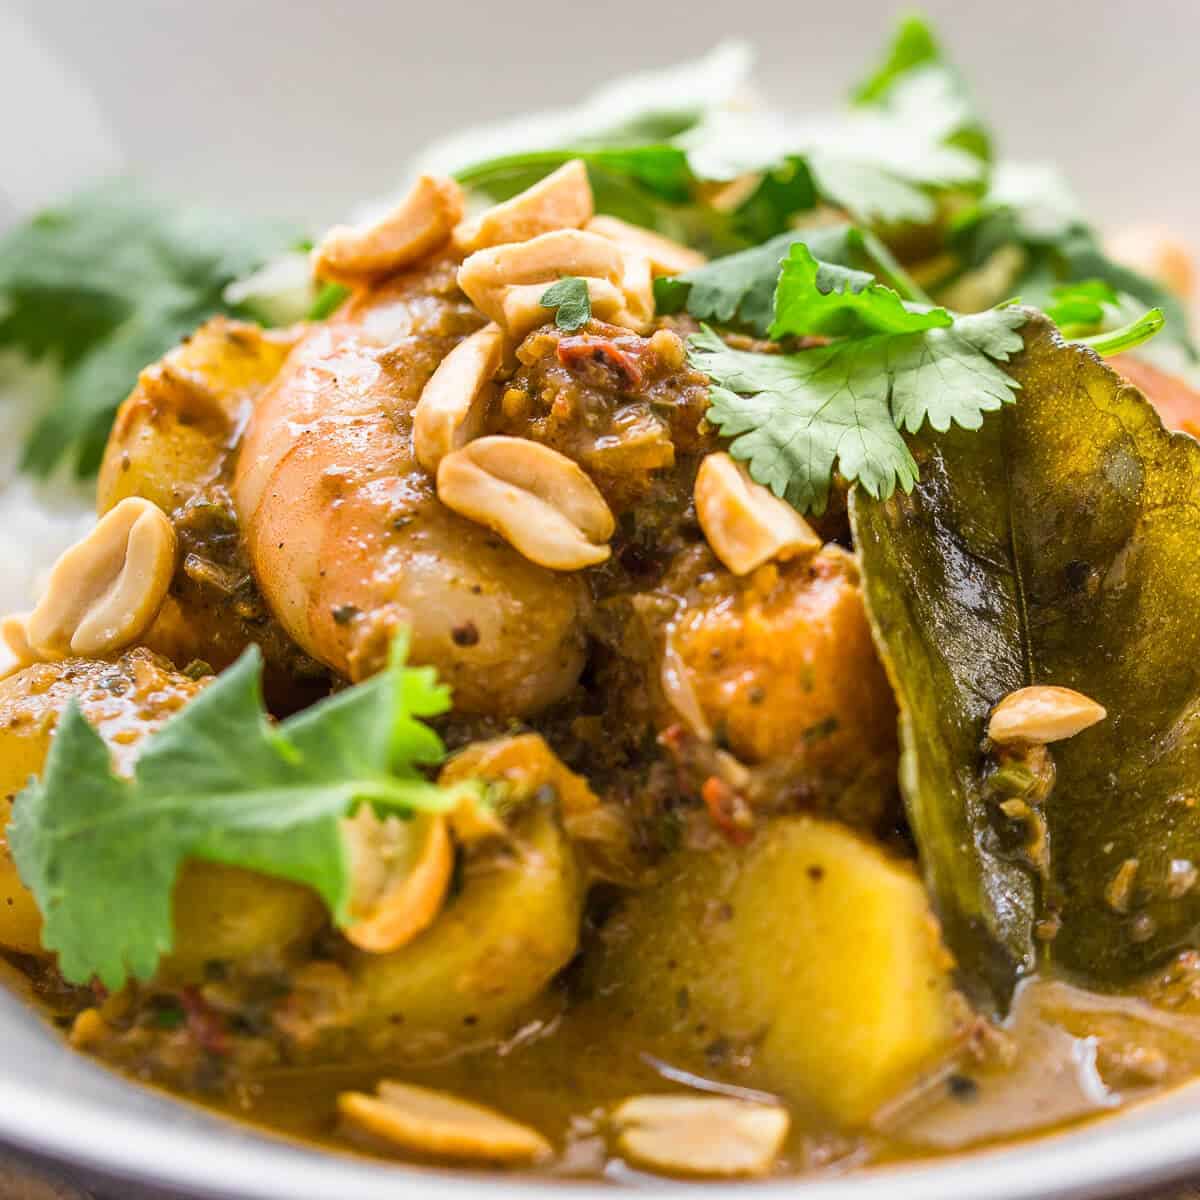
587;815;960;1125
0;653;320;971
350;807;584;1053
97;318;298;519
96;318;311;683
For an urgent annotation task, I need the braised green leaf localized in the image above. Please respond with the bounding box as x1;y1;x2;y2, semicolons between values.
690;305;1024;513
851;313;1200;1008
8;635;475;990
0;180;302;477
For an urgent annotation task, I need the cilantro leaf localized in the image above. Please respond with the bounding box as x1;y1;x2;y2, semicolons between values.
801;113;984;227
852;14;992;164
689;306;1026;513
770;243;951;339
691;325;919;514
539;276;592;331
654;230;802;333
0;180;302;477
853;13;945;102
803;15;993;224
947;166;1196;359
452;19;993;250
8;634;473;990
415;43;752;178
655;222;927;336
886;306;1026;433
1043;279;1120;333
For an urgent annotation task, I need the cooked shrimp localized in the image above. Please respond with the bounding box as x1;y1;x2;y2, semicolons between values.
234;258;591;716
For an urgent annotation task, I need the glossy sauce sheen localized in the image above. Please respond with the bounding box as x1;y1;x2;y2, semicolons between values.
6;970;1191;1179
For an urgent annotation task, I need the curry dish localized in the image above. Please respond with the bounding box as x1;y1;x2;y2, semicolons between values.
3;16;1200;1182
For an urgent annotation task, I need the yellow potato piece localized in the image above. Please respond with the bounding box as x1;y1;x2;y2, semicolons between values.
0;653;320;971
351;808;584;1050
588;815;960;1126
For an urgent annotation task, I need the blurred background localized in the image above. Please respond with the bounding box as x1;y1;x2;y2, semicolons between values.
3;0;1197;237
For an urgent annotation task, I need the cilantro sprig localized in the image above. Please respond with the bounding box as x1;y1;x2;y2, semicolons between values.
452;16;990;253
689;288;1027;514
8;634;477;990
945;165;1196;360
0;180;303;478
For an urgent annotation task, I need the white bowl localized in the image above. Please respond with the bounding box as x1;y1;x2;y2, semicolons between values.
3;979;1200;1199
3;2;1198;1196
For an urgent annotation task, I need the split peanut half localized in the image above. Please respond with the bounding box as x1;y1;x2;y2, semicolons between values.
341;807;453;954
412;323;504;472
695;452;821;576
987;686;1107;745
453;159;594;254
313;175;465;285
586;214;707;276
457;229;654;337
27;498;176;659
437;436;614;570
339;1080;552;1164
610;1094;789;1178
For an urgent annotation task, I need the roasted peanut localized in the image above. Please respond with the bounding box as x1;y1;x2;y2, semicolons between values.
453;159;593;253
413;323;504;472
339;1081;552;1164
342;808;453;954
313;175;464;284
496;278;627;336
437;436;614;570
27;498;176;659
610;1095;789;1178
617;249;655;327
457;229;653;337
586;214;707;276
695;452;821;576
987;686;1107;745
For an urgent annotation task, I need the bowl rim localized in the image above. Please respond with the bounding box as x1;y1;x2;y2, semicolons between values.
1;1031;1199;1200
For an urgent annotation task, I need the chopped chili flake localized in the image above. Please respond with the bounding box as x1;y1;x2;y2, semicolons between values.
557;334;645;389
179;986;230;1057
701;775;754;846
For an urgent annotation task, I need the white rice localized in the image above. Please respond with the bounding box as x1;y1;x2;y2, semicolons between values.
0;355;95;616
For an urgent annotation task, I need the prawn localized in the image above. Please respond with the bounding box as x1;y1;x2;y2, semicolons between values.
233;258;591;716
